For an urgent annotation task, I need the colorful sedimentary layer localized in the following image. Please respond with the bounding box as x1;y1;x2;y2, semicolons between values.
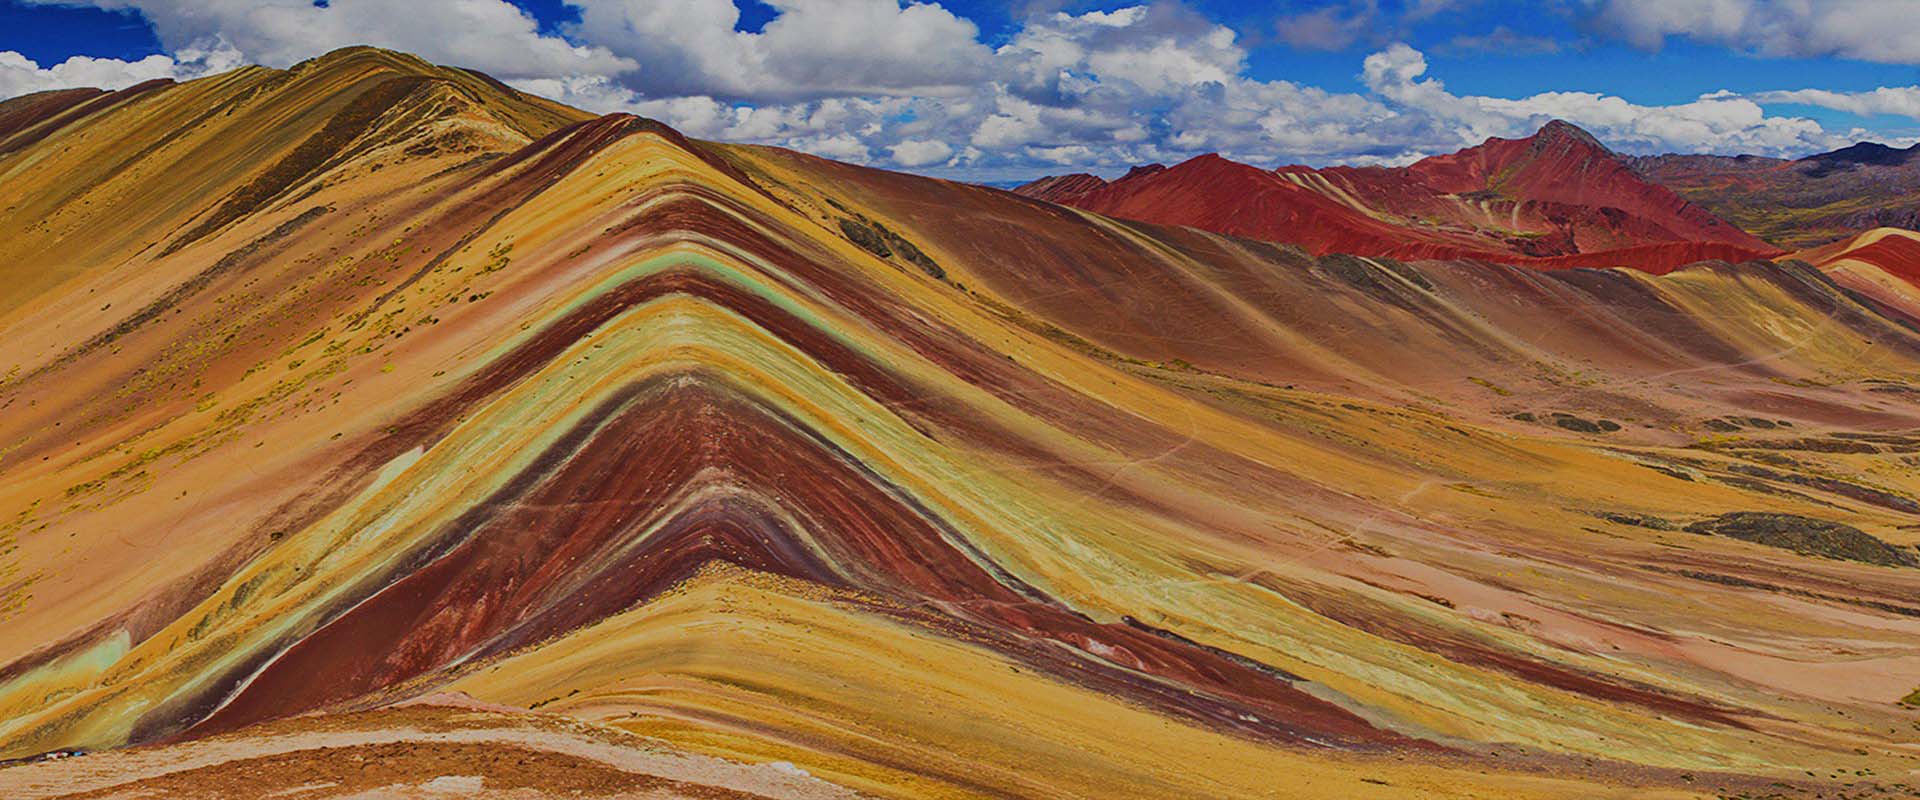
3;48;1920;798
1015;120;1780;271
1792;227;1920;328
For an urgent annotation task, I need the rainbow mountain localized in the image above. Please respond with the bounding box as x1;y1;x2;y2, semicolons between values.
1;47;1919;798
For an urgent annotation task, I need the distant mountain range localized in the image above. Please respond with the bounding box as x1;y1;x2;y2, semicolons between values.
1630;141;1920;249
1017;120;1920;263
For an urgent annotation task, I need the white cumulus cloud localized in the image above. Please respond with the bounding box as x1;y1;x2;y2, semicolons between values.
29;0;633;80
0;40;242;99
567;0;991;101
1357;42;1843;156
889;139;953;167
1592;0;1920;65
1747;86;1920;121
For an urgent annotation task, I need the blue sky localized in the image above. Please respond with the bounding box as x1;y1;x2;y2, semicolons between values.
6;0;1920;181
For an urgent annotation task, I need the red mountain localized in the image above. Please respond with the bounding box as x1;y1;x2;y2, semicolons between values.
1016;120;1779;272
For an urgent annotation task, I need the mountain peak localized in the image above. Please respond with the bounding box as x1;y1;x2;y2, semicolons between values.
1805;140;1920;167
1531;119;1607;152
289;45;443;78
1010;172;1108;203
1170;152;1270;176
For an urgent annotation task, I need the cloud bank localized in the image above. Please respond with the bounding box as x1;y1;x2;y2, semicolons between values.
7;0;1915;180
1592;0;1920;65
